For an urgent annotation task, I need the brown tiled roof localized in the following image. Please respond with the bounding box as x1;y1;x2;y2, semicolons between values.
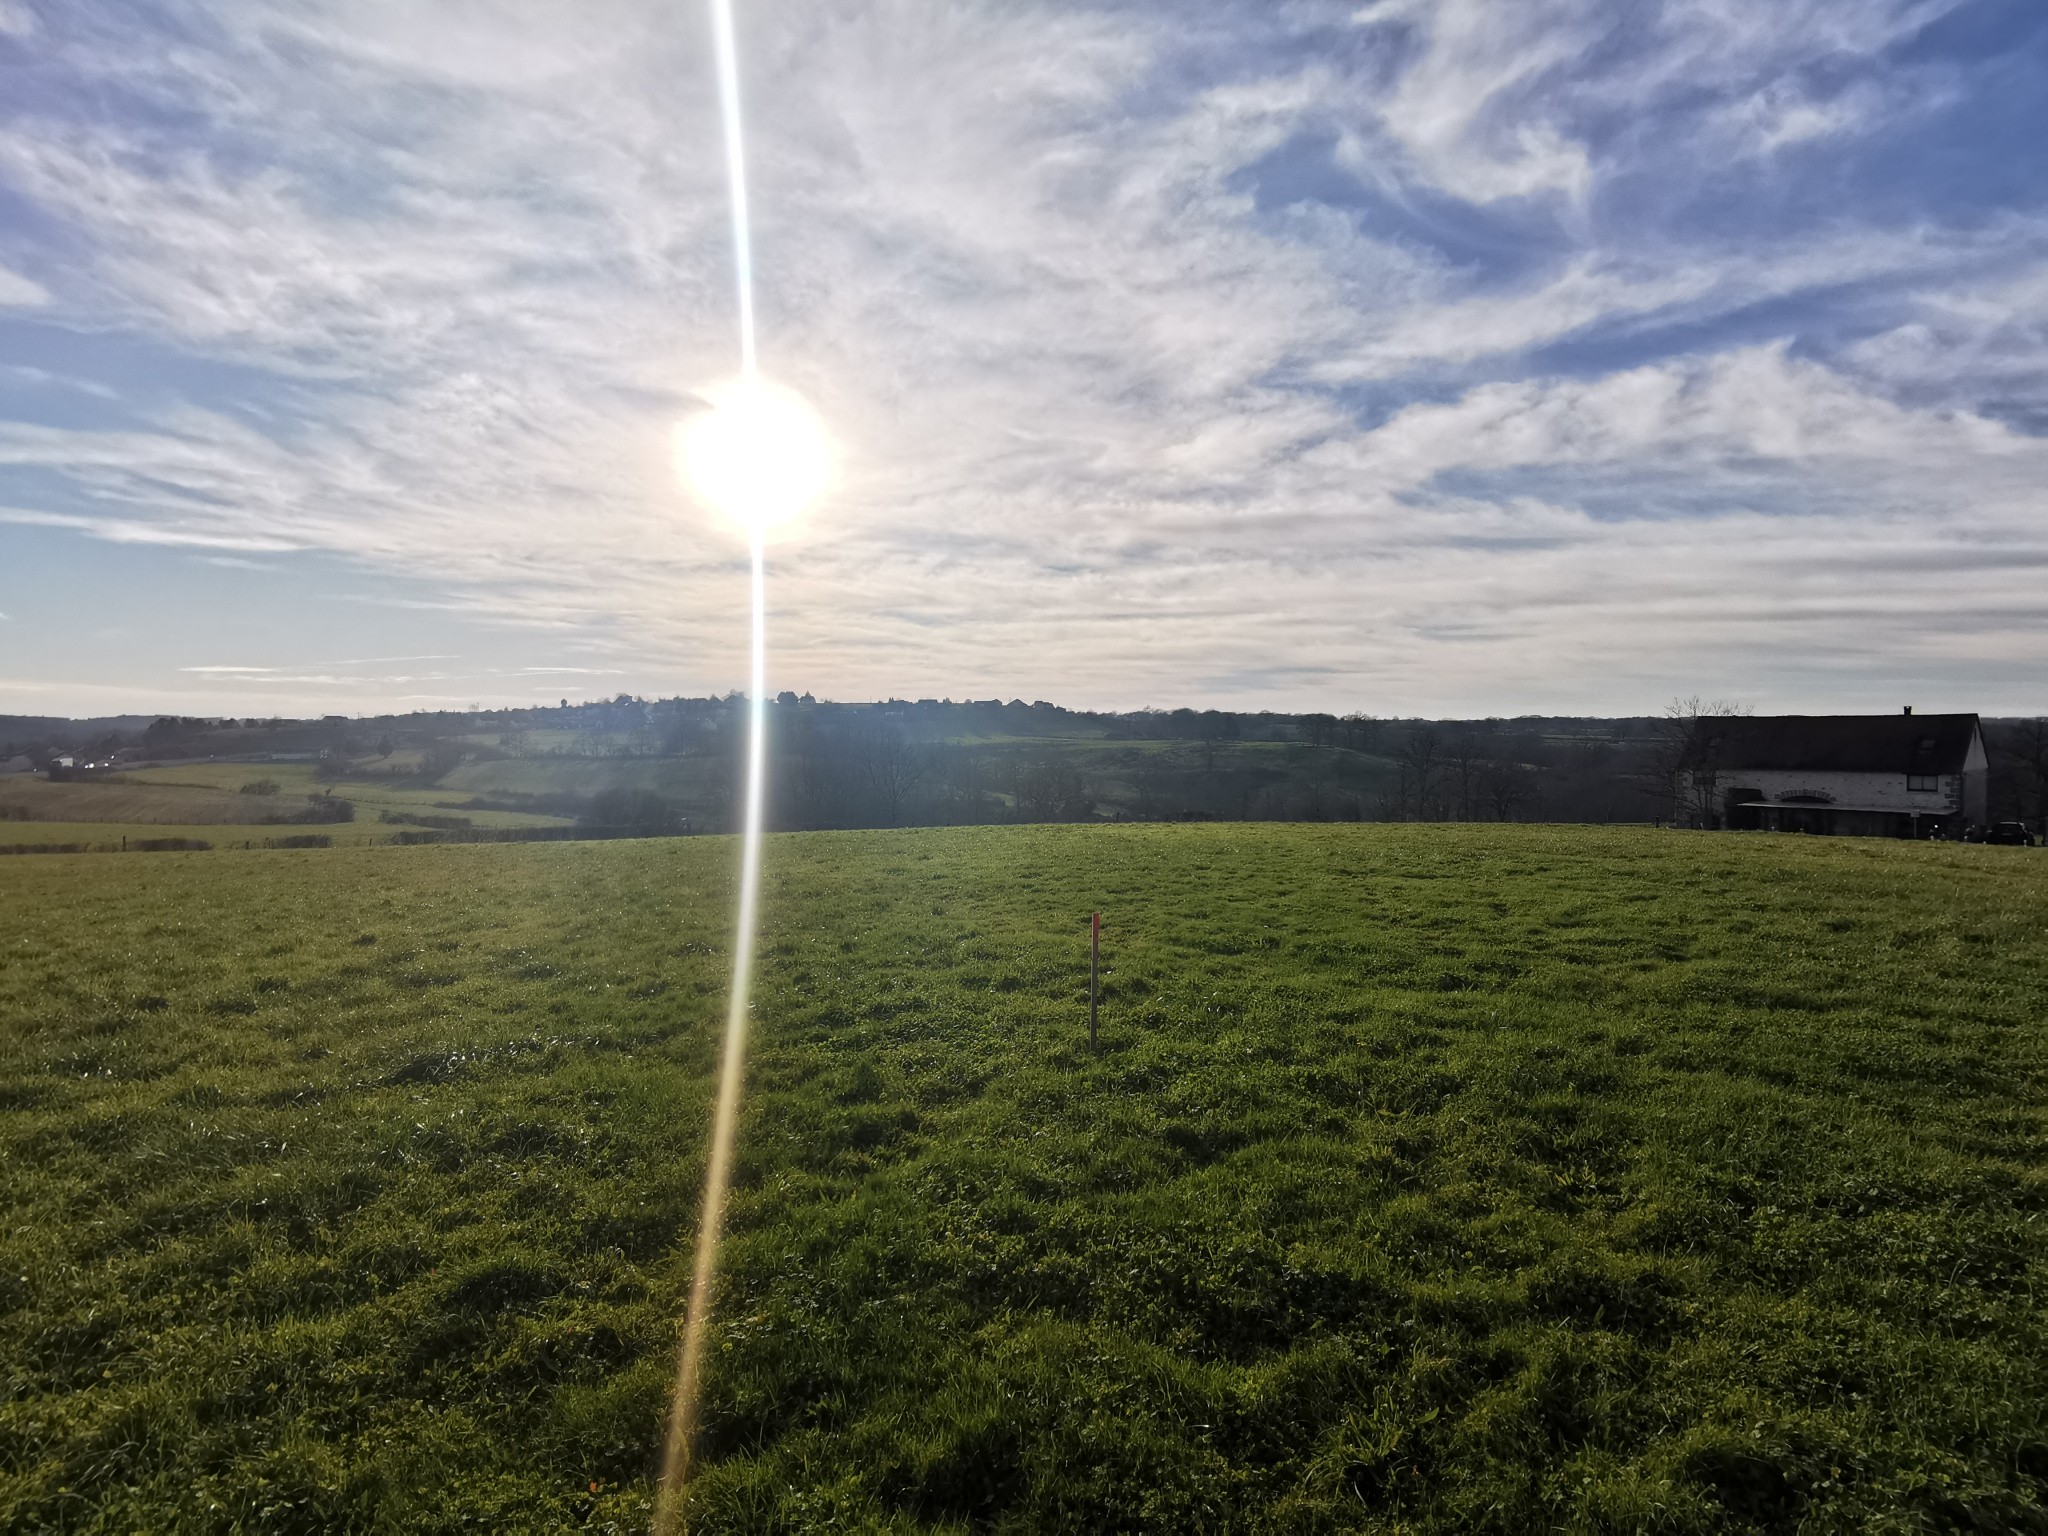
1694;713;1979;774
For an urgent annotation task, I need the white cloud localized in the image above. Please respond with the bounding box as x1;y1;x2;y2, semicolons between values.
0;266;48;306
1356;343;2026;482
330;653;461;665
1345;0;1963;204
0;0;2041;714
1352;0;1597;204
1742;86;1871;153
1844;259;2048;419
0;505;302;553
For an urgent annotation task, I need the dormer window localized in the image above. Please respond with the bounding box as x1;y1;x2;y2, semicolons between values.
1907;774;1939;792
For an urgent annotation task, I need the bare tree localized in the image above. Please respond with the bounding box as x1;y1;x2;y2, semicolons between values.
839;725;929;826
1299;712;1339;748
1012;756;1092;821
1642;697;1752;824
1993;717;2048;832
1482;760;1538;821
1396;725;1443;820
1444;729;1489;821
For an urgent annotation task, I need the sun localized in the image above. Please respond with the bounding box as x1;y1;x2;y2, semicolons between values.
676;376;830;536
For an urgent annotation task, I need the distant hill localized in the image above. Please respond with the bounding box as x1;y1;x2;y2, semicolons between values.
4;698;2041;833
0;715;157;742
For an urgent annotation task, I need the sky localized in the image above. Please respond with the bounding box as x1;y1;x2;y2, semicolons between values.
0;0;2045;719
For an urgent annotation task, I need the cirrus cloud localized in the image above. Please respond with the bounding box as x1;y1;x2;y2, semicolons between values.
0;0;2043;715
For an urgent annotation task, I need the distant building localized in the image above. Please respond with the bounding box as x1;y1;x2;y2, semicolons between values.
1685;710;1986;838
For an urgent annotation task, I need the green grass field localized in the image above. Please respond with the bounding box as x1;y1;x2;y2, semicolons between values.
0;821;388;853
0;763;575;852
123;763;577;831
436;756;724;804
1;826;2043;1532
0;774;340;828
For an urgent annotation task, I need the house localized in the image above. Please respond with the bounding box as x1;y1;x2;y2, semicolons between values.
1684;709;1986;838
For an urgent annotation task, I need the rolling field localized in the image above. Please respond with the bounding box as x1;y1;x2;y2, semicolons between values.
0;764;575;852
436;755;724;803
0;821;389;853
1;825;2044;1532
122;764;579;831
0;775;342;827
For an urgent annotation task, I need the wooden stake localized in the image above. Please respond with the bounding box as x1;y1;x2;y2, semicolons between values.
1089;911;1100;1050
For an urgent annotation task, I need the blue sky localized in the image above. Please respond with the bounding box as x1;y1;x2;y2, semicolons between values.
1;0;2044;717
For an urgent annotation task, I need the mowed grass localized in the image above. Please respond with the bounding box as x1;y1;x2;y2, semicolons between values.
1;825;2044;1533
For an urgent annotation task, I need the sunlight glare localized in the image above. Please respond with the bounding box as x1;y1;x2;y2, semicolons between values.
677;377;830;535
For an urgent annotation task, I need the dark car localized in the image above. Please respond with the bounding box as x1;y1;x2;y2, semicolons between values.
1984;821;2036;847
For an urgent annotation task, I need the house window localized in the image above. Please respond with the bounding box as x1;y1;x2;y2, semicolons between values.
1907;774;1939;792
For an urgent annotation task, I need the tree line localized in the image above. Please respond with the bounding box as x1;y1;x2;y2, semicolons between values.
8;698;2045;837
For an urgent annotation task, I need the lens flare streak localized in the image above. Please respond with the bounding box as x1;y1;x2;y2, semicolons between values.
654;0;768;1526
654;533;765;1531
711;0;754;385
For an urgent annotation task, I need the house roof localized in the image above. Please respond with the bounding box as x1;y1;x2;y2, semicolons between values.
1696;713;1980;775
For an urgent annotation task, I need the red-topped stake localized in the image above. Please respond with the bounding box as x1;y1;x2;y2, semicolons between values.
1090;911;1100;1049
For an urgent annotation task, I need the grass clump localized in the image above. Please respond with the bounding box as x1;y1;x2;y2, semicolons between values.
0;824;2044;1532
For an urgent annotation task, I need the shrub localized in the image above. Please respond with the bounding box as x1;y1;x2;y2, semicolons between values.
579;788;686;834
263;796;356;825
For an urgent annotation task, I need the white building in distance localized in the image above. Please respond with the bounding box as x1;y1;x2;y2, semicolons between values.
1683;710;1987;838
